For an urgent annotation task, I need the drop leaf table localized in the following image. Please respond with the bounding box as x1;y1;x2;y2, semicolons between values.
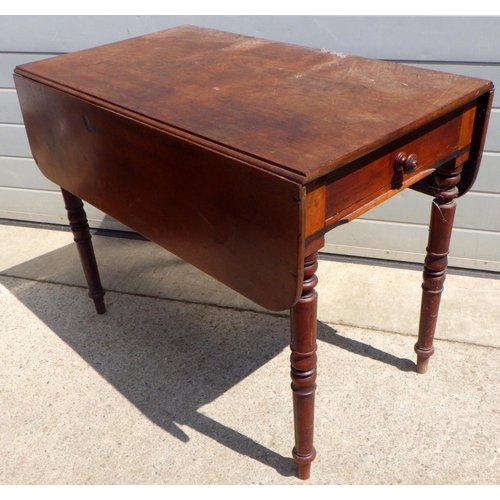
14;25;493;479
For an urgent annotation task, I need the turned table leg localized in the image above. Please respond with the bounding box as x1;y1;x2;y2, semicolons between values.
290;252;318;479
415;163;461;374
61;188;106;314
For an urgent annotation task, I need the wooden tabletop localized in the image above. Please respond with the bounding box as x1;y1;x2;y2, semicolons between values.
14;26;494;311
15;25;492;183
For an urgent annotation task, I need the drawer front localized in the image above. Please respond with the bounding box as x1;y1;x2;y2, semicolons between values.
325;104;476;228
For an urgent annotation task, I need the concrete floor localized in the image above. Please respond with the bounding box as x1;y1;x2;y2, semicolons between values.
1;222;499;485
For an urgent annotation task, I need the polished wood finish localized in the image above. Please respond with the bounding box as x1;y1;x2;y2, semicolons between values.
290;252;319;479
13;25;492;183
14;25;494;479
325;107;474;229
415;161;462;374
14;74;304;312
61;188;106;314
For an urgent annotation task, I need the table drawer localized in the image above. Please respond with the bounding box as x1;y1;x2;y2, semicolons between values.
324;104;476;228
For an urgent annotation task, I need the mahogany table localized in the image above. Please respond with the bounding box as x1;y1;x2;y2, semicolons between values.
14;25;494;480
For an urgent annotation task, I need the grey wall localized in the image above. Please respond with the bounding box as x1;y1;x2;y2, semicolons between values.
1;16;499;270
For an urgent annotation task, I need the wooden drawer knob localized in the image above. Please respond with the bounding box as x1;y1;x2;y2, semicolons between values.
394;152;418;174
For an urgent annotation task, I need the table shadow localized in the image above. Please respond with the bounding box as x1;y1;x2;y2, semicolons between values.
318;323;416;373
1;234;415;477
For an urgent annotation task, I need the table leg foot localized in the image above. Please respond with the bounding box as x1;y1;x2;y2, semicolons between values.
415;353;431;374
297;462;312;481
290;252;318;480
90;294;107;315
61;188;106;315
416;162;461;373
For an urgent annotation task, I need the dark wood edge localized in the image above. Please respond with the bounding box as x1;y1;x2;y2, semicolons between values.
456;88;495;197
410;88;494;198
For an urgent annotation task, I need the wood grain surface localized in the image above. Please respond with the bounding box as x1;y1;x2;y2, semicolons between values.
15;25;493;183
